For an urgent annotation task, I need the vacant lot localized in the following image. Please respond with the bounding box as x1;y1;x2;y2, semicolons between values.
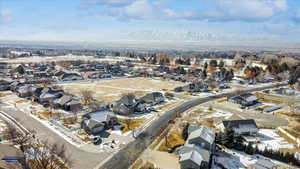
60;77;184;103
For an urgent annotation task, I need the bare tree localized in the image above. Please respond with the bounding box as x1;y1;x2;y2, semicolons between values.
122;119;134;130
4;122;33;152
26;140;73;169
80;90;94;105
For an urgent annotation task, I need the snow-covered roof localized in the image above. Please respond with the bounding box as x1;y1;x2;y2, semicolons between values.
179;150;203;166
188;126;215;145
89;111;115;122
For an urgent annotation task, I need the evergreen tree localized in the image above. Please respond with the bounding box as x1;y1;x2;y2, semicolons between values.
151;55;157;64
204;62;208;70
281;62;289;72
223;128;235;148
184;59;191;65
219;60;225;68
245;143;254;155
209;60;218;67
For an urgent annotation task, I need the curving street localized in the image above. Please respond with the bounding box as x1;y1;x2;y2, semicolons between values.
0;82;287;169
100;82;287;169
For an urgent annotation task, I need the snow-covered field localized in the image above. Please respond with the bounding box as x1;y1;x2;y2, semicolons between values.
213;148;289;169
256;129;294;151
205;110;233;119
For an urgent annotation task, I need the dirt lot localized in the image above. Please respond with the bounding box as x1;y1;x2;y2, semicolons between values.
59;77;184;103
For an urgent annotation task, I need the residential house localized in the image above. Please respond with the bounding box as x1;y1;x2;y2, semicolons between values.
187;125;216;152
16;85;36;98
273;88;296;96
179;125;215;169
229;93;259;107
38;89;64;104
260;74;278;83
175;82;209;93
81;111;118;135
220;119;258;137
113;95;138;115
139;92;164;105
61;73;83;81
0;78;12;91
10;81;22;92
179;147;210;169
53;94;82;112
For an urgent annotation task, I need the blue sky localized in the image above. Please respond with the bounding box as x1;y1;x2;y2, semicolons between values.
1;0;300;44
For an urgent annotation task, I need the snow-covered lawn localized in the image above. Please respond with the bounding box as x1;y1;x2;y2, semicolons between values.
213;148;289;169
205;111;233;119
256;129;294;151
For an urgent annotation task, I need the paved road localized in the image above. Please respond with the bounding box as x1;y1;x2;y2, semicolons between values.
100;82;287;169
0;82;287;169
0;104;109;169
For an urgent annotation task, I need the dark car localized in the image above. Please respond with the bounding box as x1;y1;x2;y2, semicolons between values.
93;137;102;145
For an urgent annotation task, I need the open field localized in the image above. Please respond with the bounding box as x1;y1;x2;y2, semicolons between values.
59;77;185;103
0;55;138;64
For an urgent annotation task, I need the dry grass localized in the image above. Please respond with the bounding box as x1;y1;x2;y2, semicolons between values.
131;159;143;169
255;105;272;111
256;92;284;99
141;162;155;169
276;165;298;169
118;118;146;133
76;129;93;143
276;130;298;145
216;98;227;103
62;116;78;125
15;99;29;104
259;98;283;104
277;111;300;122
0;92;11;97
60;77;184;103
194;118;216;129
36;111;62;120
256;92;284;104
158;130;185;152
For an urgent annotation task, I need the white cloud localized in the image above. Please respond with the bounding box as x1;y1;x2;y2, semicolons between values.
81;0;289;22
201;0;288;21
102;0;179;20
0;8;12;24
81;0;134;8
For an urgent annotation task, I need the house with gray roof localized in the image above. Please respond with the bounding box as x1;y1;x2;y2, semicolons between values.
38;89;64;104
229;93;259;107
273;88;296;96
179;149;210;169
220;119;258;137
53;94;82;112
139;92;164;105
0;78;13;91
81;111;118;135
16;85;37;98
187;126;216;152
175;82;209;93
179;125;215;169
61;73;83;81
113;95;138;115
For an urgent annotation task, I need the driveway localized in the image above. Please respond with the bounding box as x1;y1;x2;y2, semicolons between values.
0;103;108;169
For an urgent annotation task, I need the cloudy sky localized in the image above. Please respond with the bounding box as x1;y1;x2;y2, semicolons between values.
1;0;300;44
